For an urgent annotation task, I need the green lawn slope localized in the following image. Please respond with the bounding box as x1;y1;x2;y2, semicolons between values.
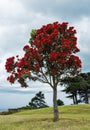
0;104;90;130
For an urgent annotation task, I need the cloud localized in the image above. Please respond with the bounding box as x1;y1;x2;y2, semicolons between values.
21;0;90;21
73;17;90;72
74;17;90;54
0;0;24;18
0;87;35;94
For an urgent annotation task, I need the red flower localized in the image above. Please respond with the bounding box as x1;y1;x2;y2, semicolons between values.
68;55;82;68
17;69;30;78
23;45;30;52
7;75;15;83
49;52;60;61
5;57;15;72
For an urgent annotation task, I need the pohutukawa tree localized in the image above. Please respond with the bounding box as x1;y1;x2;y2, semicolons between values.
5;21;82;121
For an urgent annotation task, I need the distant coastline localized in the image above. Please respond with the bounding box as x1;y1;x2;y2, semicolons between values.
0;108;8;112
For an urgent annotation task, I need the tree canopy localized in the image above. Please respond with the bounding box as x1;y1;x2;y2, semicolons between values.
61;73;90;104
5;22;81;87
28;91;48;109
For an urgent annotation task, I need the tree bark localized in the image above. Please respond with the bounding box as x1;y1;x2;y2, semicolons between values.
85;91;89;104
75;93;78;104
53;87;59;121
73;96;75;104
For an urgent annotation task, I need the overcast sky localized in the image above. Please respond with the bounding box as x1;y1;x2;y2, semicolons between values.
0;0;90;109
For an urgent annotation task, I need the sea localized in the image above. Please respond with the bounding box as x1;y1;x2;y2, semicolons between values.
0;108;8;112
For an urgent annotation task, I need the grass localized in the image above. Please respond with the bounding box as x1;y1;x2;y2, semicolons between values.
0;104;90;130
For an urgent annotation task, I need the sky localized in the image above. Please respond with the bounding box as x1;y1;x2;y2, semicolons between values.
0;0;90;109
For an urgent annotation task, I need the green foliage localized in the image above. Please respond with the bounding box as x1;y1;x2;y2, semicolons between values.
61;72;90;104
57;99;64;106
29;29;36;44
28;91;48;109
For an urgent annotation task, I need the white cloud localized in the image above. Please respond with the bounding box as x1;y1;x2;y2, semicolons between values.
20;0;90;21
74;17;90;55
0;0;24;17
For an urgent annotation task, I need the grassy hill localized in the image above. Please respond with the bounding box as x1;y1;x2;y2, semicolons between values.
0;104;90;130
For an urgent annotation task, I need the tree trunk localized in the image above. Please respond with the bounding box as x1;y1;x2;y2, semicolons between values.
85;91;89;104
73;96;76;104
53;87;59;121
75;93;78;104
